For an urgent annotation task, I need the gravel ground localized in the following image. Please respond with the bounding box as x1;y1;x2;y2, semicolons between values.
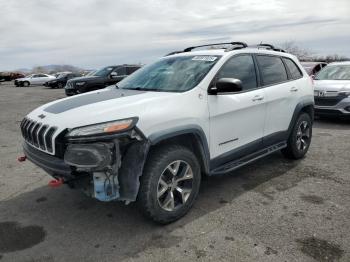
0;81;349;262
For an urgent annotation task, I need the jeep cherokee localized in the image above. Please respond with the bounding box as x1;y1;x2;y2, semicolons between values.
19;42;314;224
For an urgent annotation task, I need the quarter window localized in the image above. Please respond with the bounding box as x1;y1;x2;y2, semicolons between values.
216;55;257;91
283;58;303;79
257;55;288;85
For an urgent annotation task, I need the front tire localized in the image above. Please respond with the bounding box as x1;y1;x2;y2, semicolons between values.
138;145;201;224
282;113;312;159
23;81;30;87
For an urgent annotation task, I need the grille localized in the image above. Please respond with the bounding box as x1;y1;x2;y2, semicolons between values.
315;97;342;107
20;117;57;154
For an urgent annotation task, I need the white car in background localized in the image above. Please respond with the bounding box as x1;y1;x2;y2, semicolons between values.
314;61;350;119
14;74;56;87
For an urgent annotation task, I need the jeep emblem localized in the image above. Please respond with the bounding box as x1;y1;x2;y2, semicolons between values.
38;114;46;119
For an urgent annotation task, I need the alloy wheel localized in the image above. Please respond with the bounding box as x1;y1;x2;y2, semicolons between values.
296;120;310;151
157;160;194;212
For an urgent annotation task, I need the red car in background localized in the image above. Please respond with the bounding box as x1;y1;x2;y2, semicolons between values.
0;72;25;81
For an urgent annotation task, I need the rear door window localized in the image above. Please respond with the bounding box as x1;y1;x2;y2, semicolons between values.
256;55;288;85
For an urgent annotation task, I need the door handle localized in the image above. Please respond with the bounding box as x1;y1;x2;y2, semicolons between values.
252;95;264;102
290;87;298;92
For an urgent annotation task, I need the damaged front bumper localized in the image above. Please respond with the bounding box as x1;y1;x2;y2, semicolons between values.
23;128;150;203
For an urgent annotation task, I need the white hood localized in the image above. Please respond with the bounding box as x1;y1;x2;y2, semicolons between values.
24;86;209;155
28;88;177;130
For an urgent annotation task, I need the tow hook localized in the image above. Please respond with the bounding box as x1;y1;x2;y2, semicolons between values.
48;178;64;188
17;155;27;162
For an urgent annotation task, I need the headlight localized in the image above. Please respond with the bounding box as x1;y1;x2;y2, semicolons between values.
75;82;86;86
67;118;137;137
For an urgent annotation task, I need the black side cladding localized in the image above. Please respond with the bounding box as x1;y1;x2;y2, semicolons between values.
118;140;150;201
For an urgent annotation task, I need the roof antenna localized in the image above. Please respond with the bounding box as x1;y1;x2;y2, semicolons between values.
258;41;263;49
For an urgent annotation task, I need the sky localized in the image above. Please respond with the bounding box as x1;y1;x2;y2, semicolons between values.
0;0;349;71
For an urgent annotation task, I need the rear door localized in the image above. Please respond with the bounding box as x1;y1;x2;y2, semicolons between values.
208;54;266;164
256;55;302;145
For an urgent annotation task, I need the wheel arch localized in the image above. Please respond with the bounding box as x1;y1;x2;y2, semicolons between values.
148;126;210;175
288;99;314;136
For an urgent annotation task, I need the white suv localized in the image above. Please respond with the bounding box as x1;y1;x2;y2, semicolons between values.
19;42;314;223
313;61;350;119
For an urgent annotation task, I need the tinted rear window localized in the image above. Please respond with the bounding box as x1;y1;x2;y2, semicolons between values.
257;55;288;85
283;58;303;79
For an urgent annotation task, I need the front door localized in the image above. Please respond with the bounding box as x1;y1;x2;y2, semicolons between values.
208;54;266;166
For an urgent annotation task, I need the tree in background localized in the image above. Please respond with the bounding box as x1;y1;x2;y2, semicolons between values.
280;41;349;62
280;41;312;61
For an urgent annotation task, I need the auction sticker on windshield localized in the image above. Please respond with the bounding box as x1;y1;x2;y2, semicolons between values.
192;56;218;62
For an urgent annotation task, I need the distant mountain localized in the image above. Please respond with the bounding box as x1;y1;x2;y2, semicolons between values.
15;64;89;74
31;64;85;74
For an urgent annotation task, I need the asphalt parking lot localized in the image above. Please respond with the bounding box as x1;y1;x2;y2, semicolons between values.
0;81;349;262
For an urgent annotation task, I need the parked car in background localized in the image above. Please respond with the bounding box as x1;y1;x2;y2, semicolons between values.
301;62;327;76
313;61;350;119
54;71;71;78
15;74;56;87
20;42;314;223
65;65;141;96
0;72;25;81
45;72;81;89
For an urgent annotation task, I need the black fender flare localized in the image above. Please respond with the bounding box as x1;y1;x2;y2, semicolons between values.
148;125;210;174
287;98;314;137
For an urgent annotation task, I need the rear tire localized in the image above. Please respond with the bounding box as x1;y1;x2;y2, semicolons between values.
282;113;312;159
57;82;64;89
138;145;201;224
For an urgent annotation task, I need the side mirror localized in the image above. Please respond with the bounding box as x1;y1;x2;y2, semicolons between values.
110;72;118;79
209;78;243;94
311;74;315;79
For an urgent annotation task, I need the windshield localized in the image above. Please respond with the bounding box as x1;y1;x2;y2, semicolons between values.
93;67;114;77
316;65;350;80
117;55;221;92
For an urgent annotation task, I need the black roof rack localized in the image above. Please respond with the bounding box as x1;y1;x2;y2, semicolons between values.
165;42;286;56
257;43;286;53
165;51;184;56
183;42;248;52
